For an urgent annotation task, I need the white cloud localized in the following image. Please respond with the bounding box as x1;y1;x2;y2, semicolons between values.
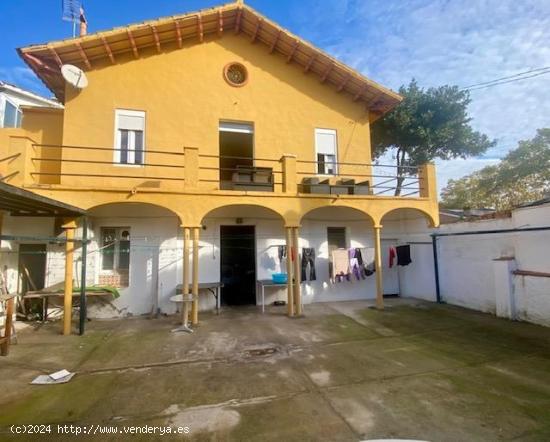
290;0;550;187
0;66;50;97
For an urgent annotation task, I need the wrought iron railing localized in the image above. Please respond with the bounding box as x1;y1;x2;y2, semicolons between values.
0;142;432;199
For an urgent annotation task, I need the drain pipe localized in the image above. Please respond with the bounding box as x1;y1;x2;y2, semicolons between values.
431;235;442;303
430;225;550;305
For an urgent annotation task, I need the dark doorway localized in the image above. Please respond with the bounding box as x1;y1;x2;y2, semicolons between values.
219;122;254;189
18;244;47;294
220;225;256;306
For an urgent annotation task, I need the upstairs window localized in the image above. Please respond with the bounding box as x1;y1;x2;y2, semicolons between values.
315;128;338;175
2;100;22;128
114;109;145;165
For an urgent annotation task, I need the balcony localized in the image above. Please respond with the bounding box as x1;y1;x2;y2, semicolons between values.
0;137;437;202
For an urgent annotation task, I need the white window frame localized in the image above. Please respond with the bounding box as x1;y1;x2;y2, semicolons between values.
2;97;23;128
99;227;131;276
113;109;146;167
314;128;338;176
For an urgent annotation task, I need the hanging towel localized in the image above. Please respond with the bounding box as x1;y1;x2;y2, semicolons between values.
362;247;376;276
349;248;366;280
301;248;316;281
332;249;350;282
396;245;412;266
389;246;397;268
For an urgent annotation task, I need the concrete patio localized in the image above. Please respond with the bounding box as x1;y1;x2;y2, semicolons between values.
1;299;550;441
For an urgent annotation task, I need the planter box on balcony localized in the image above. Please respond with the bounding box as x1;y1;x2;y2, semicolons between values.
302;177;330;194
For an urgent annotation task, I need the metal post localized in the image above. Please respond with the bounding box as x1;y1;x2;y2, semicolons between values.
431;235;442;303
79;217;88;336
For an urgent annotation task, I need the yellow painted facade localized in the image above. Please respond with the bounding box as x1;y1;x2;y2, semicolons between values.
2;9;439;229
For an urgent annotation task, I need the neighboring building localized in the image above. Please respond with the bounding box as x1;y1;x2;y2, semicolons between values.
0;2;439;323
0;81;62;128
439;208;497;224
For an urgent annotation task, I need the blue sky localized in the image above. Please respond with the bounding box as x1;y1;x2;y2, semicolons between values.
1;0;549;192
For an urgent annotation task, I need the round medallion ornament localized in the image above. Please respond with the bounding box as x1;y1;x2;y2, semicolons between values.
224;62;248;87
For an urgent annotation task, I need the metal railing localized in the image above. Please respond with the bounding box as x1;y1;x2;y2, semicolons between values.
2;143;431;198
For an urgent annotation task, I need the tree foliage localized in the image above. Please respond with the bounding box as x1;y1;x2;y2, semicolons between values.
371;80;495;194
440;128;550;210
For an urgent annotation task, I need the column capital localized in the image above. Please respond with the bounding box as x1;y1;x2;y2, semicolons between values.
62;219;78;229
180;225;202;229
285;224;300;229
373;224;383;230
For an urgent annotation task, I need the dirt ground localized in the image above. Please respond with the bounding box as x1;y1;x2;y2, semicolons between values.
1;298;550;441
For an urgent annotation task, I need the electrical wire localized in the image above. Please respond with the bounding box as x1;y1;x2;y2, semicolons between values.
461;66;550;91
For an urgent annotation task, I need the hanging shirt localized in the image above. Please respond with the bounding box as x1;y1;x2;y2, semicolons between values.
362;247;376;276
396;245;412;266
389;246;397;268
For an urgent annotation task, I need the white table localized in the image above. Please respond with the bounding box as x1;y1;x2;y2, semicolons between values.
175;282;223;315
256;279;287;313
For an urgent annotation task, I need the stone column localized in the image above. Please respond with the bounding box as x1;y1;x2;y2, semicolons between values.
373;225;384;310
285;227;295;317
292;227;302;316
191;227;200;325
181;227;190;325
62;219;77;335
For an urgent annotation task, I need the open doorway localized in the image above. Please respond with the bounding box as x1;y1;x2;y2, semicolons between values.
220;225;256;306
18;244;47;294
219;121;254;190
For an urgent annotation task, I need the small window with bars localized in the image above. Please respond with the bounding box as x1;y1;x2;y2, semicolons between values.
114;109;145;165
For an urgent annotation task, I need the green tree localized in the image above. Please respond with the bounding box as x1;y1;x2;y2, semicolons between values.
440;128;550;210
371;80;495;195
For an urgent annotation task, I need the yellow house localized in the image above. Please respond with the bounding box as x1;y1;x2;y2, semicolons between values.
1;1;438;334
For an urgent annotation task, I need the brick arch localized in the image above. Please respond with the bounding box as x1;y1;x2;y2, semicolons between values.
198;203;286;224
379;207;438;228
86;201;183;223
296;203;376;226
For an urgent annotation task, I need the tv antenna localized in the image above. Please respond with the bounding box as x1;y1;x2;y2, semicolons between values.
62;0;82;37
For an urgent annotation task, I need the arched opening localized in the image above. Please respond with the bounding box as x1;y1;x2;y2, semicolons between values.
299;206;377;304
200;204;287;311
379;208;437;302
86;202;181;318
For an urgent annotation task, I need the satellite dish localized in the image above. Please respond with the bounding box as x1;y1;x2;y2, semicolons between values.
61;64;88;89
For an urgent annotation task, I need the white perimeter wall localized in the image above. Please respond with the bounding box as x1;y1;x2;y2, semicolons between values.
395;204;550;327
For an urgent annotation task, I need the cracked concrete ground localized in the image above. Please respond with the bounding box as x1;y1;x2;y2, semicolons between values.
1;298;550;441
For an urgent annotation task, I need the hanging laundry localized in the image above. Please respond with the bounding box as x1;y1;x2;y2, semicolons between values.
362;247;376;276
301;248;316;281
278;245;287;261
332;249;350;282
388;246;397;268
349;248;366;280
396;245;412;266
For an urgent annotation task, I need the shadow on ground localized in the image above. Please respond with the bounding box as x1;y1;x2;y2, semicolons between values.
1;298;550;441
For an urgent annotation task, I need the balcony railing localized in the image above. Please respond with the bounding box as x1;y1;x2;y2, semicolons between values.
0;139;436;200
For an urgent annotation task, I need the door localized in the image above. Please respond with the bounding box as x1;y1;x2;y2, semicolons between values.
381;239;400;295
219;121;254;189
220;225;256;305
18;244;47;294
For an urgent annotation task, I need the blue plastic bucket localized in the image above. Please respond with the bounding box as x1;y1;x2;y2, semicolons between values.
272;273;288;284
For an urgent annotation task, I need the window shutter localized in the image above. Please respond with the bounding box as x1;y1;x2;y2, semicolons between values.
118;114;144;131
